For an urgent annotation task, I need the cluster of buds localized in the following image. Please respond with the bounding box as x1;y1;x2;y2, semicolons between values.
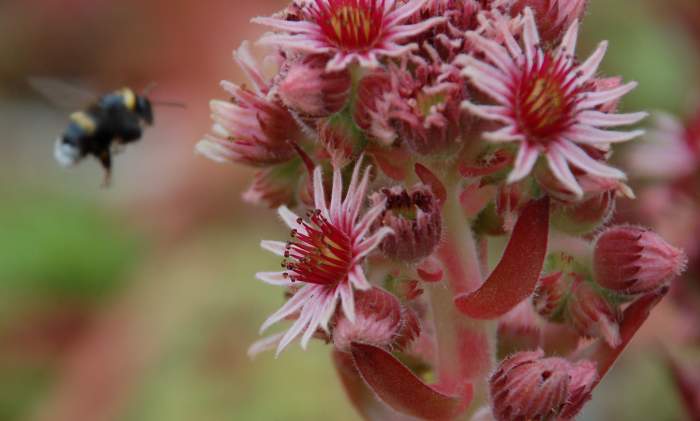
197;0;685;419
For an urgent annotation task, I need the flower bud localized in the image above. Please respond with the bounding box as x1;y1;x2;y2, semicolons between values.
198;90;298;166
560;360;598;419
551;190;615;236
512;0;588;43
242;163;300;208
354;72;398;145
371;184;442;262
318;115;363;168
568;278;622;347
278;55;351;118
490;350;571;421
391;52;466;156
532;272;568;320
594;225;687;295
332;288;420;353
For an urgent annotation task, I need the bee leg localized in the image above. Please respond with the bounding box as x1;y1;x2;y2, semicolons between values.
98;150;113;187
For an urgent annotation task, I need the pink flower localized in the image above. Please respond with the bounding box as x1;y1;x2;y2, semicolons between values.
255;159;393;355
460;8;647;197
253;0;445;71
196;42;298;166
628;112;700;180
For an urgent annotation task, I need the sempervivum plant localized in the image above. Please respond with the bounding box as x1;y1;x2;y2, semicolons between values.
197;0;686;419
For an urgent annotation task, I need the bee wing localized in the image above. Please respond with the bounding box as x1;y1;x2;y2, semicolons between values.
28;77;99;110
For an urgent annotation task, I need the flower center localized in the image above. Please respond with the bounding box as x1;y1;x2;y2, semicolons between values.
514;54;581;143
314;0;384;51
283;209;353;285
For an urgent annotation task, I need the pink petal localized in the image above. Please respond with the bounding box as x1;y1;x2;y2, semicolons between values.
546;148;584;197
507;144;539;183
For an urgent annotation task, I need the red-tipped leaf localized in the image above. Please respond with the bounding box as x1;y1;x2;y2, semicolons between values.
575;287;669;380
350;342;470;421
455;197;550;319
332;350;407;421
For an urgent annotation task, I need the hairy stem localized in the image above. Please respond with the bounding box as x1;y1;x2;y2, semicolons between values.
426;169;496;417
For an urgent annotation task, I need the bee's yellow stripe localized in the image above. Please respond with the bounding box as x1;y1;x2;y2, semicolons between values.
70;111;97;134
120;88;136;110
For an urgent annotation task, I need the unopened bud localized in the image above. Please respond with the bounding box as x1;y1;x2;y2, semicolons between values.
332;288;420;352
568;278;622;347
490;350;571;421
512;0;588;43
594;225;687;295
560;360;598;419
278;55;351;118
318;115;363;168
371;184;442;262
532;272;568;320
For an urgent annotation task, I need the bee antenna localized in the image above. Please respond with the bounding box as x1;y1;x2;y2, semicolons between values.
142;82;159;96
151;100;187;109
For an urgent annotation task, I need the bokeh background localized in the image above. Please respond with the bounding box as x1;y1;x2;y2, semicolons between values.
0;0;697;420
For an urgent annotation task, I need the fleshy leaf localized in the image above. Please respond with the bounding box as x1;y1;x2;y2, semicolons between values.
561;288;669;420
332;350;409;420
455;197;550;319
575;287;669;379
350;342;470;421
415;163;447;206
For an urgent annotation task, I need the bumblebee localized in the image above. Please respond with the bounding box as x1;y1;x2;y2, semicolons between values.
54;87;153;185
30;78;167;186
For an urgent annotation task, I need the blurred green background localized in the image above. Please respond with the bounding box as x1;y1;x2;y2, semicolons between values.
0;0;697;420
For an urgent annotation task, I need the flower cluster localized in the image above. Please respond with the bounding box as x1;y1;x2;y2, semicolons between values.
197;0;684;419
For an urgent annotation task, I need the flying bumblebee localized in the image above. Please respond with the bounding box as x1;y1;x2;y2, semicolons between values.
30;77;178;186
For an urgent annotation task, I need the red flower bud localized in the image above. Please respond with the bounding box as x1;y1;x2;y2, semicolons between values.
278;55;351;118
490;350;571;421
568;278;622;347
332;288;420;353
512;0;588;43
560;360;598;419
371;184;443;262
532;272;568;320
594;225;687;295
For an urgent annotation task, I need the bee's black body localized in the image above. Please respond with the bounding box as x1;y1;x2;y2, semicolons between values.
55;88;153;184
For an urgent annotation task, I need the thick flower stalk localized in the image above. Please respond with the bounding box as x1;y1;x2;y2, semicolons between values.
198;1;684;419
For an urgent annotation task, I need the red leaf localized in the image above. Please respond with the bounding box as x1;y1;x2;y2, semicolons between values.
415;163;447;206
455;197;550;319
332;350;405;420
576;287;669;379
350;343;470;421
